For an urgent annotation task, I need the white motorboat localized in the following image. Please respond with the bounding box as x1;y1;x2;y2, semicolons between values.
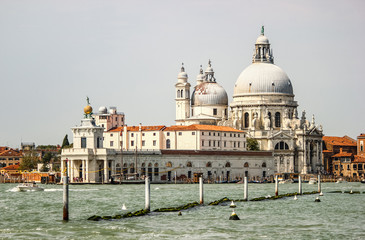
308;178;317;184
279;179;294;184
17;183;44;192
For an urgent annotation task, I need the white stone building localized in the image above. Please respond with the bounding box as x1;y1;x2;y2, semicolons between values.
61;103;273;183
173;27;324;174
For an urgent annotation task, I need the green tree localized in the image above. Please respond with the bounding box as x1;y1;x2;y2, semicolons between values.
40;152;54;172
247;138;260;151
61;134;70;148
19;151;39;171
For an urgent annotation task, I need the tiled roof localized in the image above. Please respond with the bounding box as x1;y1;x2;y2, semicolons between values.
0;149;23;157
0;163;20;171
0;147;9;152
358;134;365;138
353;155;365;163
322;136;357;146
108;125;166;132
164;124;245;133
332;152;353;158
323;150;332;153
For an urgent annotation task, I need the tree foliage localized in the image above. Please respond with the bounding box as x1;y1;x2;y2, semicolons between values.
19;151;39;171
61;134;70;148
40;152;54;172
247;138;260;151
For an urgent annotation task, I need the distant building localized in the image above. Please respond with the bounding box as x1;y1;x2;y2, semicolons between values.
322;136;357;174
21;142;35;151
0;148;23;168
94;106;125;131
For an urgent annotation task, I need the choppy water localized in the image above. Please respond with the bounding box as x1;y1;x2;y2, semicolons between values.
1;182;364;239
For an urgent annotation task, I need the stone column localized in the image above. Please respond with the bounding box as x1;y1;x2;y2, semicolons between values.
70;160;74;183
104;160;108;183
82;160;86;182
85;160;89;182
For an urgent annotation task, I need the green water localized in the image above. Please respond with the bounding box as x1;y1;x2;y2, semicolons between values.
1;182;364;239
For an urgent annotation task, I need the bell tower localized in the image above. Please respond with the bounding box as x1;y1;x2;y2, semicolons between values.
175;63;191;125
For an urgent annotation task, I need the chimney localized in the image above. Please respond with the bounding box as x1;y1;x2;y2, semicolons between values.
340;148;343;153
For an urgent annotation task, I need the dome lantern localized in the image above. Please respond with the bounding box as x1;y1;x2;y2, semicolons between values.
252;26;274;64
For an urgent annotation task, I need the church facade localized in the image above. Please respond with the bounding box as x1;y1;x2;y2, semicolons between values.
175;27;324;174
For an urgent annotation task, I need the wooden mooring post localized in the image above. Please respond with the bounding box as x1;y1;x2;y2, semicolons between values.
298;175;302;195
243;177;248;201
63;160;69;221
275;175;278;196
318;175;321;193
145;177;150;211
199;177;204;204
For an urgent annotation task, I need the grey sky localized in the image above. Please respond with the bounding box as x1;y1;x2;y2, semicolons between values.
1;0;364;148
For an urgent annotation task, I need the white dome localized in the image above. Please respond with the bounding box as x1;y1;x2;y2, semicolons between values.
234;63;293;96
256;35;269;44
192;82;228;106
98;106;107;114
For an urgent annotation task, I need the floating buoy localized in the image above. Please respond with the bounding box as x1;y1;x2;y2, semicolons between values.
319;191;323;196
294;195;298;200
350;190;353;194
229;210;240;220
230;201;236;208
178;211;182;216
315;197;321;202
122;204;127;210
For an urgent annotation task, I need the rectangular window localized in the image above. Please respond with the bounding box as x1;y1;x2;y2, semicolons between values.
202;132;204;136
238;134;240;137
209;132;211;136
202;141;204;147
217;133;220;136
224;141;227;147
154;168;159;176
213;132;215;136
234;134;236;137
335;165;338;170
192;132;195;135
238;142;240;148
153;133;156;136
347;165;350;170
142;140;145;146
153;140;156;146
179;132;182;136
110;141;114;147
81;137;86;148
110;134;113;137
230;133;232;137
131;133;134;137
142;133;145;136
167;132;170;136
353;164;357;170
209;141;211;147
218;141;220;147
359;164;363;170
224;133;226;137
213;141;216;147
213;108;217;115
234;142;236;148
131;141;134;146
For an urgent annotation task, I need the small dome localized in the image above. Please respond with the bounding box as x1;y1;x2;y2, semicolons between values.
234;63;293;96
191;82;228;106
256;35;269;44
84;105;93;115
205;66;214;73
98;106;107;114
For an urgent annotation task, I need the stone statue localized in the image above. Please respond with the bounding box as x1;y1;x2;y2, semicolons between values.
264;109;271;130
252;112;259;130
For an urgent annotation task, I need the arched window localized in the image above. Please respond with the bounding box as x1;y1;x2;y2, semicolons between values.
181;90;184;98
206;162;212;168
166;162;172;168
275;112;281;128
225;162;231;168
116;164;121;174
244;162;249;168
262;162;266;168
244;112;249;128
148;163;152;167
177;90;180;98
187;162;192;167
275;141;289;150
268;112;272;127
166;139;171;149
154;163;159;167
141;163;145;168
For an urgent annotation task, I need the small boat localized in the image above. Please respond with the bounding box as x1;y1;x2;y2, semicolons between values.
17;182;44;192
279;179;294;184
122;204;127;210
230;201;236;208
360;179;365;184
319;191;324;196
294;195;298;200
336;178;347;184
308;178;317;184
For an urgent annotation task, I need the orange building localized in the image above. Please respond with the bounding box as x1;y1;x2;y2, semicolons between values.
0;148;23;168
322;136;357;174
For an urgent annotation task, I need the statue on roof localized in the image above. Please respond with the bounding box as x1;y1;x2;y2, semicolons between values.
261;25;264;35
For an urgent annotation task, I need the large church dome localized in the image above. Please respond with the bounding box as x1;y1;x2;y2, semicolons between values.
233;63;293;96
191;82;228;106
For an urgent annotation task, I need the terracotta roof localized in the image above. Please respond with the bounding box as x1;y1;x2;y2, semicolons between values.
322;136;357;146
160;150;271;156
0;163;20;171
354;155;365;163
108;125;166;132
332;152;353;158
0;149;23;157
164;124;245;133
323;150;332;153
0;147;9;152
358;134;365;138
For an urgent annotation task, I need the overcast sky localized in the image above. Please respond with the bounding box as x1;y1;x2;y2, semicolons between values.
0;0;364;148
